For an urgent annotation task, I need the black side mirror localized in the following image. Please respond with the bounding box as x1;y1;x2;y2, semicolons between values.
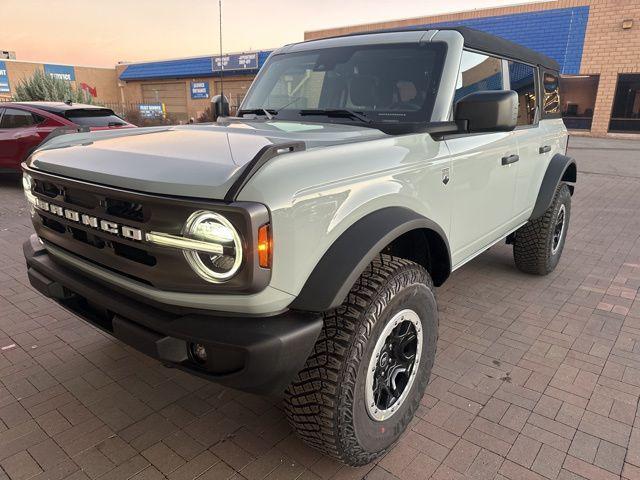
211;95;230;120
455;90;518;133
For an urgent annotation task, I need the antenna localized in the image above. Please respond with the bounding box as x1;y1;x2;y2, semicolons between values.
218;0;224;110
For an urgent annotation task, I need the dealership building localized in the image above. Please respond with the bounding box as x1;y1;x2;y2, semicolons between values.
2;0;640;135
306;0;640;137
114;50;272;122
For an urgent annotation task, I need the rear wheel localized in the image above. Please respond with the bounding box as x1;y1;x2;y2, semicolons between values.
285;254;438;466
513;183;571;275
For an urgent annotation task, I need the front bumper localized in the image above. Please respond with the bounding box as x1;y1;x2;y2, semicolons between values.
24;235;322;395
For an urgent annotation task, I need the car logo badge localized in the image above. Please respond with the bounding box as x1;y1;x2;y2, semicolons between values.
442;168;450;185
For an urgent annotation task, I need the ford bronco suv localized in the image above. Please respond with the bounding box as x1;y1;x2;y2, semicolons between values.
22;27;576;465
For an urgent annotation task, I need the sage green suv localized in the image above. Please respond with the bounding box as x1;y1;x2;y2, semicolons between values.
22;27;576;465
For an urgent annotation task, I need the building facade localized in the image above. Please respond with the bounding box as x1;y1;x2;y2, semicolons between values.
305;0;640;137
115;51;272;123
0;60;120;104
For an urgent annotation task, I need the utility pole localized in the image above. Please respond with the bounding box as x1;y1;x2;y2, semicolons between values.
218;0;224;107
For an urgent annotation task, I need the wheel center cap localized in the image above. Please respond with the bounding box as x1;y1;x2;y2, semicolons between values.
379;352;389;367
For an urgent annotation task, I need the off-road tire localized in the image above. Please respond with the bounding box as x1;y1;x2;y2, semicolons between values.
284;254;438;466
513;182;571;275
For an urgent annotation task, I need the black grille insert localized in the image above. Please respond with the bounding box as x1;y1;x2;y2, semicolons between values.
35;180;63;199
106;198;145;222
41;216;65;234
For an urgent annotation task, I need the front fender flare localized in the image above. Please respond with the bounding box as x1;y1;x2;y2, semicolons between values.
289;207;450;313
530;153;577;221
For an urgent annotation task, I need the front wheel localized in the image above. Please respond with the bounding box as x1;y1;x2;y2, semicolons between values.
513;182;571;275
284;254;438;466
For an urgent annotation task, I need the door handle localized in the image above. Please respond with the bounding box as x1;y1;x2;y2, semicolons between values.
539;145;551;154
501;154;519;165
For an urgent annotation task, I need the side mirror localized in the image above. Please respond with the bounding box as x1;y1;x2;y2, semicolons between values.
455;90;518;133
211;94;230;120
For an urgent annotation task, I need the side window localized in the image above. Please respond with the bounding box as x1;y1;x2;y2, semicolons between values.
543;71;560;114
455;51;504;102
508;61;538;126
0;108;37;129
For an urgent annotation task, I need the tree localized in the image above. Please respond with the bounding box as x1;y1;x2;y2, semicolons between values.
12;69;93;104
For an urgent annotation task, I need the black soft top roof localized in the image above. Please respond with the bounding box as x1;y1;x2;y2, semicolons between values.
308;25;560;72
444;27;560;71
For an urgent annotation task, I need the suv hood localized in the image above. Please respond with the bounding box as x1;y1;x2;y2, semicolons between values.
28;120;386;199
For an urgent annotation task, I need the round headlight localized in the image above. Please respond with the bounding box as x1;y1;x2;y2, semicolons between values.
183;211;243;283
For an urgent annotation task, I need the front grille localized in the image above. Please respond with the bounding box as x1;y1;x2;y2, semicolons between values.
26;170;236;293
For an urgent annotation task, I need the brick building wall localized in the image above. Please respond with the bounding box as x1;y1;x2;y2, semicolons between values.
305;0;640;137
1;60;120;104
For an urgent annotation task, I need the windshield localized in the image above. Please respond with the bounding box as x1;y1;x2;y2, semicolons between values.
241;43;446;130
63;109;128;127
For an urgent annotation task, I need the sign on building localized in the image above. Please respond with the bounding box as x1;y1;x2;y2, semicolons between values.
212;53;258;72
0;61;10;93
44;64;76;81
190;81;210;99
139;103;166;119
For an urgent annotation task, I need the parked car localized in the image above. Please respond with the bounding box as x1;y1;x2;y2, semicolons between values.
21;27;576;465
0;102;133;172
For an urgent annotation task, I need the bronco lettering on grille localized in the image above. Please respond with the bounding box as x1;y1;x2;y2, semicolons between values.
30;196;144;241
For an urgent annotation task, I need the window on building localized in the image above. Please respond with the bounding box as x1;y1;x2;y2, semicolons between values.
609;74;640;133
543;71;560;114
508;61;537;126
0;108;37;129
560;75;599;131
454;51;504;102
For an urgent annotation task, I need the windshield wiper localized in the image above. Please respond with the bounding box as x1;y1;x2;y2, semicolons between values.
298;109;371;123
238;108;276;119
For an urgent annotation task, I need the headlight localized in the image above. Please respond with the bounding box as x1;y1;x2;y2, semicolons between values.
182;211;243;282
22;173;33;192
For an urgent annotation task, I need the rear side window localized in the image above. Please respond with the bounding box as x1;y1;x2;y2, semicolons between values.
508;61;538;126
455;51;504;102
65;109;127;127
543;71;560;114
0;108;37;129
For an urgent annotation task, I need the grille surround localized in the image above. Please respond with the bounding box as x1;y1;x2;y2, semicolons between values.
25;167;271;294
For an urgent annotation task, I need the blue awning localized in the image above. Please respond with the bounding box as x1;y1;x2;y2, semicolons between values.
119;51;272;81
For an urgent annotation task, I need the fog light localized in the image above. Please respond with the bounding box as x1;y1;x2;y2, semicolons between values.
189;343;208;364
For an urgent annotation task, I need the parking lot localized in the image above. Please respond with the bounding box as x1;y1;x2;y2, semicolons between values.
1;136;639;480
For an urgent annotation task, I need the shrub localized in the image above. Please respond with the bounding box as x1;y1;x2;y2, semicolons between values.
13;69;93;103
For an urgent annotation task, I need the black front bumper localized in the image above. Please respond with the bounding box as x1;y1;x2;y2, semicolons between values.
24;235;322;395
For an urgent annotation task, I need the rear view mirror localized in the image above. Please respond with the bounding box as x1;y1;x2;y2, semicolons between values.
455;90;518;133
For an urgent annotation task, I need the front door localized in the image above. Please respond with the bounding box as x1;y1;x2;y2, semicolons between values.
445;51;520;268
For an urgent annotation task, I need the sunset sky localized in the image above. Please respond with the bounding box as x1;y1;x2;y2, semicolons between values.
5;0;545;67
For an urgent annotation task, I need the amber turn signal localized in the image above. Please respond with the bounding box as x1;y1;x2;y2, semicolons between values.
257;224;272;268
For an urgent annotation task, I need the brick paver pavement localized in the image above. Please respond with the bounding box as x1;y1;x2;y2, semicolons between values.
1;137;640;480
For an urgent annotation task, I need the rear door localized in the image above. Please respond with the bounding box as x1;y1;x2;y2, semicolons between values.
507;61;549;223
0;107;43;169
446;51;520;268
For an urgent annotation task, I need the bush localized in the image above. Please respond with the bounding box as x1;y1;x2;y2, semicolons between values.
13;69;93;103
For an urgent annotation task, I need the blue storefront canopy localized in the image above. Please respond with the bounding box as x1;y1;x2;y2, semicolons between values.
119;51;272;81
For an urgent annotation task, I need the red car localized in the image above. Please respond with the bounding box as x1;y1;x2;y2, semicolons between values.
0;101;134;172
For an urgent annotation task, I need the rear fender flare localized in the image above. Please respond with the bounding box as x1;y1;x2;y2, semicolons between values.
530;153;576;221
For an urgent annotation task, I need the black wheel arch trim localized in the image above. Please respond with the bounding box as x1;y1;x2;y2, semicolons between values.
289;207;451;313
530;153;576;221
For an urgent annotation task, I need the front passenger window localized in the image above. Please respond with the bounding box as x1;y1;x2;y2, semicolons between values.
455;51;504;102
508;61;537;126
